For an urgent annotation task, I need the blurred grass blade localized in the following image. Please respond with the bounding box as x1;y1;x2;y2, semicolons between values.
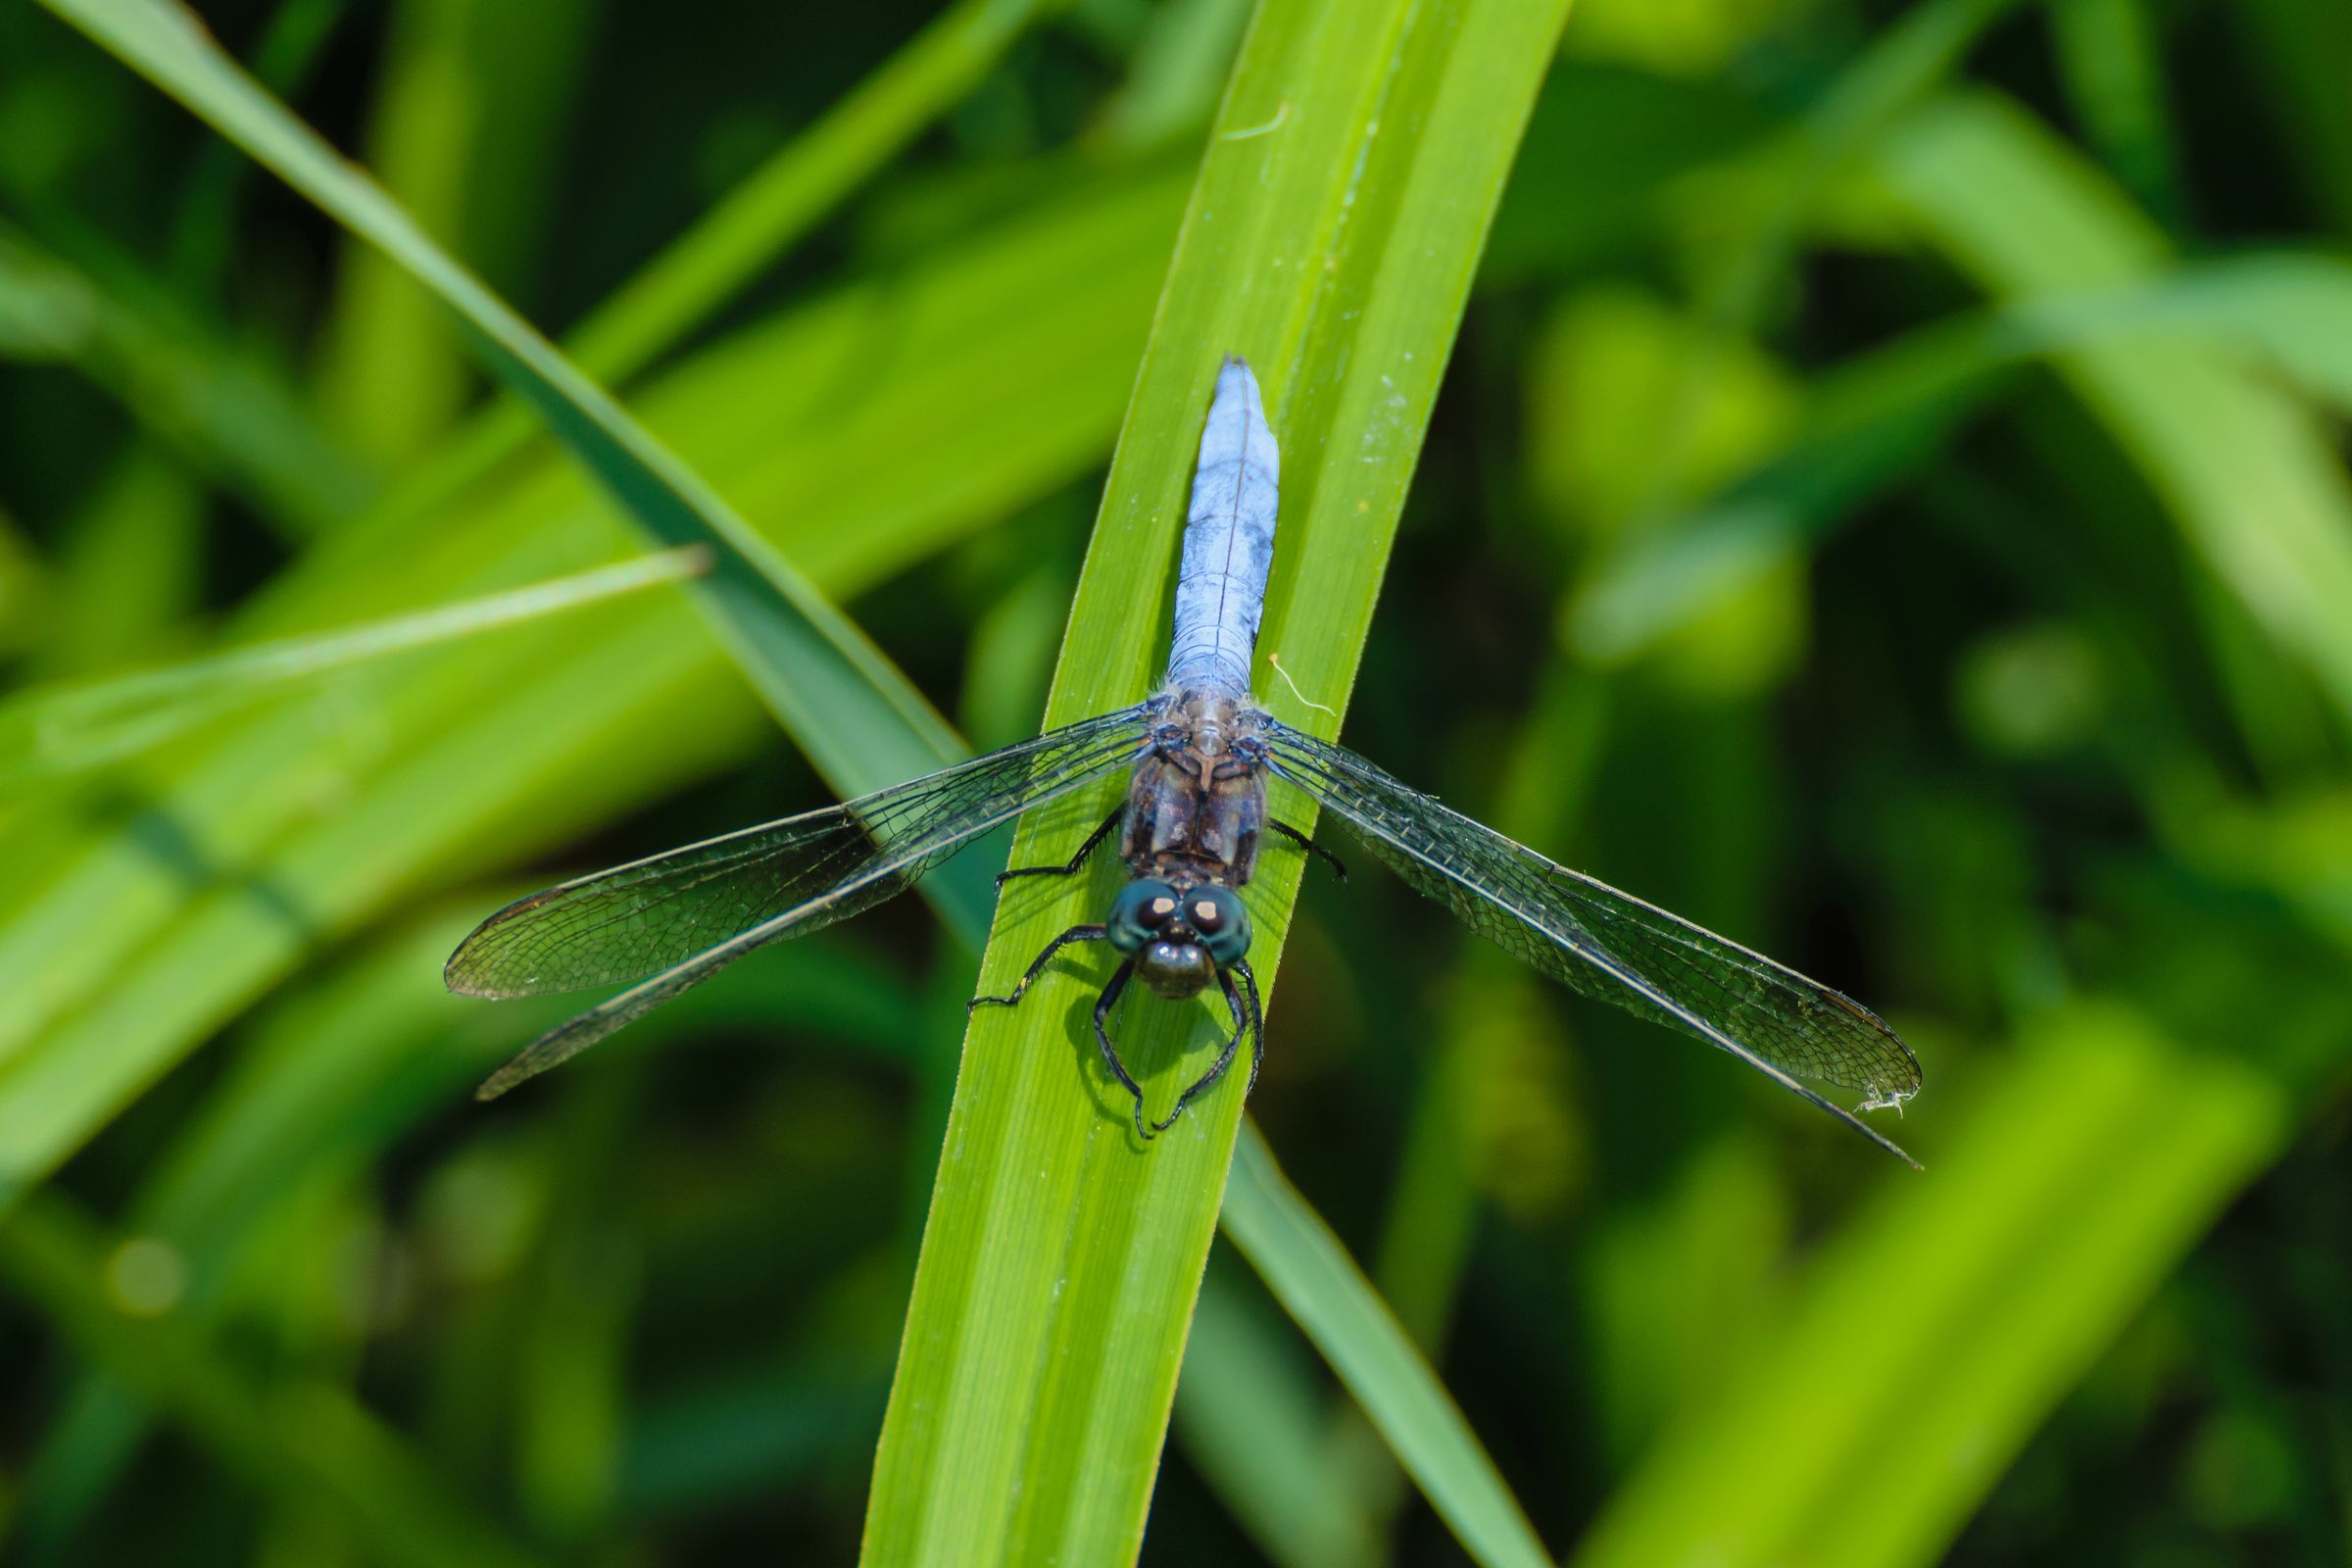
0;548;708;787
1672;0;2028;338
2232;0;2352;237
1223;1125;1554;1568
1574;244;2352;661
1091;0;1254;154
31;448;205;681
0;1189;549;1568
386;0;1063;535
165;0;346;290
1174;1262;1385;1568
22;906;922;1548
41;0;964;804
565;0;1059;383
863;0;1573;1561
2048;0;2182;225
0;218;375;533
1875;93;2352;728
1603;0;2031;615
1999;254;2352;416
308;0;497;465
1571;318;2014;659
1574;1006;2290;1568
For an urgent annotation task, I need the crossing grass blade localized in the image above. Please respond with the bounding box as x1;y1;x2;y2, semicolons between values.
563;0;1062;385
1222;1126;1554;1568
39;0;964;802
403;0;1062;522
1172;1263;1386;1568
861;0;1575;1562
0;549;708;786
0;170;1181;1210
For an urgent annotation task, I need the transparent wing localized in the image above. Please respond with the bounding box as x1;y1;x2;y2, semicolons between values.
1259;719;1922;1164
449;705;1150;1098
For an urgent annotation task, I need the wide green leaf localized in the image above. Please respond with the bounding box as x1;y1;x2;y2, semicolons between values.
862;0;1575;1562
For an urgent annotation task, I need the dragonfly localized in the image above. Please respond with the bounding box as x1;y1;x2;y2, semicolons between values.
448;358;1921;1161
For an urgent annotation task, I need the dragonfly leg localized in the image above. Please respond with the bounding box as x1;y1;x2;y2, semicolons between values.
997;807;1123;888
967;924;1106;1013
1237;959;1265;1099
1149;963;1259;1135
1090;960;1155;1140
1267;818;1348;883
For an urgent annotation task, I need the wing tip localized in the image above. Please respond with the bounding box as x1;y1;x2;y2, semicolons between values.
473;1055;536;1102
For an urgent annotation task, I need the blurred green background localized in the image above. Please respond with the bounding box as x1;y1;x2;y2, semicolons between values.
3;0;2350;1562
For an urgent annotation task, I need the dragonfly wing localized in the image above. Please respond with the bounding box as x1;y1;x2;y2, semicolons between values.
452;704;1150;1097
1258;720;1921;1164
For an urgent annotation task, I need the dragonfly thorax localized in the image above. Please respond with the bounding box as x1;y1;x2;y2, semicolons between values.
1124;689;1271;895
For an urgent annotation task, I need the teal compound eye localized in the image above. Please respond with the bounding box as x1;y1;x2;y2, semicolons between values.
1106;879;1182;955
1183;885;1251;967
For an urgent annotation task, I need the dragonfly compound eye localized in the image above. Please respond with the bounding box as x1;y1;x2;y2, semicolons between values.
1106;879;1184;955
1190;887;1251;966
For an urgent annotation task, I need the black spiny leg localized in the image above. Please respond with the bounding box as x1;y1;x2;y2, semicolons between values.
1236;960;1265;1098
1268;819;1348;883
1150;964;1260;1135
968;924;1106;1013
997;807;1123;888
1091;960;1152;1139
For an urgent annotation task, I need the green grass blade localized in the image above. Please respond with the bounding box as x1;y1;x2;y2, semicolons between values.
862;0;1574;1561
1222;1126;1554;1568
1673;0;2029;336
1998;254;2352;416
1570;318;2014;660
0;548;707;785
2232;0;2352;236
1874;92;2352;727
2048;0;2183;225
564;0;1058;384
28;447;205;680
1574;1006;2291;1568
1574;242;2352;661
164;0;346;290
41;0;963;801
0;1189;550;1568
1172;1262;1385;1568
307;0;485;465
0;217;375;533
373;0;1062;553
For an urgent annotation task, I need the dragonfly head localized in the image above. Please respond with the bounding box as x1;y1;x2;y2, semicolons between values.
1107;877;1251;999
